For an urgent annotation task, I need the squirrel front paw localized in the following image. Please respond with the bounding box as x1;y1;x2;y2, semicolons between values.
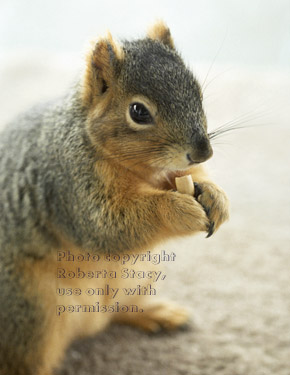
161;192;210;235
194;182;229;237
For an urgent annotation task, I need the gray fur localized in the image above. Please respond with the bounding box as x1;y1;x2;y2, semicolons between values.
0;35;212;374
120;39;210;158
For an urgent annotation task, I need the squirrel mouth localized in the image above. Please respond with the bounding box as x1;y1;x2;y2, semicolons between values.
186;153;204;166
186;153;198;165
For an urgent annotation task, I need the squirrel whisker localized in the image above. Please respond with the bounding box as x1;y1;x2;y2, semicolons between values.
208;109;269;140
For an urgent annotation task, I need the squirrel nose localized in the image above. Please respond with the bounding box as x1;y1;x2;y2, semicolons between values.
187;133;213;163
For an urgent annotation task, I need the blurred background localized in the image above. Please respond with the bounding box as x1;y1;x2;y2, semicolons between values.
0;1;290;374
1;0;289;65
0;0;289;124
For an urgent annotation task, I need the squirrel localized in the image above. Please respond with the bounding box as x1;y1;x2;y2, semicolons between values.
0;21;229;375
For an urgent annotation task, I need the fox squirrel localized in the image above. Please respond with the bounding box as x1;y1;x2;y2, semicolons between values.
0;21;229;375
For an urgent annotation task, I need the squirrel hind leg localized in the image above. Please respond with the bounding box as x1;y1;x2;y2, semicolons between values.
112;299;190;333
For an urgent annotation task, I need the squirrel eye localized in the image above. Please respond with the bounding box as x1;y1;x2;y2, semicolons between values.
129;103;153;125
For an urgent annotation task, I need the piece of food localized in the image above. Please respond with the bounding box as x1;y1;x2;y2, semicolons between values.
175;175;195;195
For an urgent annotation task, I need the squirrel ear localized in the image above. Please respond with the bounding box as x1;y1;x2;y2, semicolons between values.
82;33;124;107
147;20;175;49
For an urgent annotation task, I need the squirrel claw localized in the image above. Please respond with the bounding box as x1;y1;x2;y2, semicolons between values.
203;206;211;217
194;183;211;218
193;182;202;199
206;221;215;238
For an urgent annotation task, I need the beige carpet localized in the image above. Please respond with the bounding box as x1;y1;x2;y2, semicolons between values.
1;56;290;374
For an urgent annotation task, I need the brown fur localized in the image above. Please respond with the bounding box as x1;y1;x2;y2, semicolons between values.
21;242;189;374
0;21;229;374
147;20;175;49
82;33;124;108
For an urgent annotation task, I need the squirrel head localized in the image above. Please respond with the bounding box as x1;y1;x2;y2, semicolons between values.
81;21;213;177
